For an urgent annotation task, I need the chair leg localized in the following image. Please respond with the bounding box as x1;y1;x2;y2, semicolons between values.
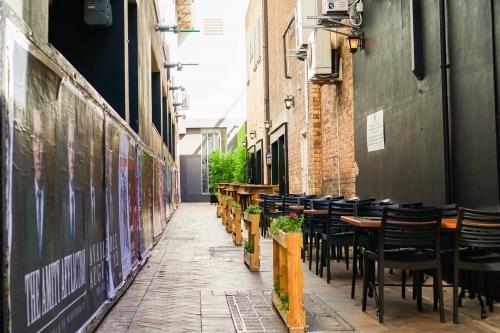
327;240;332;283
436;265;445;323
378;263;384;324
315;233;320;275
319;235;324;278
345;246;349;270
402;270;406;299
453;265;459;324
416;271;423;312
362;255;370;312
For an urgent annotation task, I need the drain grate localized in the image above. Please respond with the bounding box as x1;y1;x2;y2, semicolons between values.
227;293;353;333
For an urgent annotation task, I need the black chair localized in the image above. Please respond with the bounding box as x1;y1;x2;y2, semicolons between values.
362;207;445;324
281;195;302;216
303;199;330;272
445;208;500;323
260;194;282;237
351;202;399;299
319;201;368;283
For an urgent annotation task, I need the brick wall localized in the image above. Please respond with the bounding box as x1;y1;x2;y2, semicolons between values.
245;1;357;196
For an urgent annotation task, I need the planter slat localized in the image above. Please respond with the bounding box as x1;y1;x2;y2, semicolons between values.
231;207;242;245
272;231;305;332
243;213;260;271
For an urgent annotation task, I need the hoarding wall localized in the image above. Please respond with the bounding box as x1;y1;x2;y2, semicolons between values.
3;14;180;333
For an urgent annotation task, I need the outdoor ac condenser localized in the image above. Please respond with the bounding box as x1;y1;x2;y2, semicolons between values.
295;0;321;49
307;29;332;81
322;0;349;15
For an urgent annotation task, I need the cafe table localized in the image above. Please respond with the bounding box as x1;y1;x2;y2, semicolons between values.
340;215;457;299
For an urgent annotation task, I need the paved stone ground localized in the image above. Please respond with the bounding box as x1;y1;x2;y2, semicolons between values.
95;203;500;333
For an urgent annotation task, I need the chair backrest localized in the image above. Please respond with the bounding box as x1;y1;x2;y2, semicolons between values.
398;202;423;209
379;207;442;252
263;194;282;210
328;195;345;201
440;203;458;217
281;196;301;216
455;207;500;249
346;197;376;204
355;202;398;217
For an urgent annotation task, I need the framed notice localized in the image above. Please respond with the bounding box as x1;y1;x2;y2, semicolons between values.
367;110;385;152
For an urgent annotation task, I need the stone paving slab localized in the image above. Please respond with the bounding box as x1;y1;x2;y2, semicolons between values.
96;203;500;333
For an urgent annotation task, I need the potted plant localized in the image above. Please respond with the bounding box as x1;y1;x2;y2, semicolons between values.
269;212;306;332
231;202;242;245
243;205;262;271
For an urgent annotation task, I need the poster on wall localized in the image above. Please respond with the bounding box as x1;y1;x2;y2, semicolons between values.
153;158;162;236
9;29;62;333
7;19;109;331
119;132;132;278
105;117;123;297
140;149;154;256
128;138;139;270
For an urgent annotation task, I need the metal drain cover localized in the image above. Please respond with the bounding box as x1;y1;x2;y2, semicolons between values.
209;246;243;259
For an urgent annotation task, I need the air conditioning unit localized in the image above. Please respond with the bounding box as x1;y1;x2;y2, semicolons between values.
307;29;332;81
322;0;348;15
295;0;321;49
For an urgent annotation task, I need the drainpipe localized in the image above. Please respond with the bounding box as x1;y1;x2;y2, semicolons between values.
263;0;271;184
491;0;500;208
282;13;294;79
439;0;452;204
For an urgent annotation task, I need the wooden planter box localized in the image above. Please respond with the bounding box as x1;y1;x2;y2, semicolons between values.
244;250;260;272
216;195;222;217
243;212;261;271
220;199;227;223
231;207;242;245
225;201;233;233
272;230;305;333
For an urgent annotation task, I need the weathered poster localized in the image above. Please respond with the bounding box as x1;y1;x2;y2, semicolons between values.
140;150;154;256
119;132;131;278
128;139;139;270
105;117;123;296
153;158;162;236
9;35;61;333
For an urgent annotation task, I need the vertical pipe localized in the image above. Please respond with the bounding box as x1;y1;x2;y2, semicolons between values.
263;0;271;184
439;0;452;204
491;0;500;208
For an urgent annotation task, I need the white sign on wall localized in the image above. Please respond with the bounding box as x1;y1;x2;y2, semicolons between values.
367;110;385;152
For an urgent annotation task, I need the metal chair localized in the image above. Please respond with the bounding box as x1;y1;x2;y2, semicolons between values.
446;208;500;323
260;194;282;237
362;207;445;324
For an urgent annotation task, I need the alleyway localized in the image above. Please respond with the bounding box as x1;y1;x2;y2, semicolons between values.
96;203;500;333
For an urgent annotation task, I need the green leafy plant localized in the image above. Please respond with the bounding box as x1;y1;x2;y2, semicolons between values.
232;202;241;209
270;212;303;235
245;205;262;214
279;294;289;310
208;147;247;191
215;191;221;196
273;275;281;295
243;238;254;254
226;196;235;202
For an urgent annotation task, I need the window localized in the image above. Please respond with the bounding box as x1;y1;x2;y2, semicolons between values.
201;128;226;193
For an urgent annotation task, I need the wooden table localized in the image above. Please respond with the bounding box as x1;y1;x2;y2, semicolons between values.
340;216;457;229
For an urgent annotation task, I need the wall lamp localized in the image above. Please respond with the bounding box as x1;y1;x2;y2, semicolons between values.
155;24;180;34
169;85;185;91
164;62;183;71
284;95;294;110
249;130;256;140
347;32;365;54
264;119;272;130
242;138;248;147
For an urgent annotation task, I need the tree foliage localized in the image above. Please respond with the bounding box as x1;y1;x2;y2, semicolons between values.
208;147;247;190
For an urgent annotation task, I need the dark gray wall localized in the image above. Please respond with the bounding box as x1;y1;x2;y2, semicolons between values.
179;129;209;202
353;0;499;209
